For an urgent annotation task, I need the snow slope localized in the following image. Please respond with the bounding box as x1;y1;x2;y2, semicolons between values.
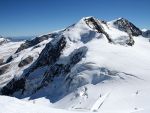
0;95;93;113
0;41;24;62
0;17;150;113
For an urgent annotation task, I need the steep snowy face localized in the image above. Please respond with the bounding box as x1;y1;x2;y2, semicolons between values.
62;17;101;44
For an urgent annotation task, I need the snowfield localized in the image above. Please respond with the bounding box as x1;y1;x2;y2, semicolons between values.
0;95;91;113
0;17;150;113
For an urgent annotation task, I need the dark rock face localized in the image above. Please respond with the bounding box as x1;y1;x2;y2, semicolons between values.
142;30;150;38
114;35;134;46
114;18;142;36
84;17;113;43
5;56;13;64
0;40;5;45
0;36;67;95
18;56;33;67
1;78;25;95
37;46;88;90
126;34;135;46
23;36;67;79
113;18;140;46
0;39;9;45
15;33;58;53
34;36;66;69
0;59;4;65
0;64;10;75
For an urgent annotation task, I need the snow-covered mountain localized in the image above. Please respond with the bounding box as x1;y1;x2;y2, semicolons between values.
0;36;24;66
142;30;150;38
0;36;10;45
0;17;150;113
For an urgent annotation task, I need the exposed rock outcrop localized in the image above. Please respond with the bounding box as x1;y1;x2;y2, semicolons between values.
113;18;140;46
84;17;113;43
38;46;88;90
15;33;58;53
114;18;142;36
18;56;33;67
0;37;9;45
142;30;150;38
0;64;10;75
5;56;13;64
24;35;67;77
0;59;4;66
1;78;25;95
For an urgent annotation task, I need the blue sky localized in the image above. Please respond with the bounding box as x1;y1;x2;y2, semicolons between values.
0;0;150;37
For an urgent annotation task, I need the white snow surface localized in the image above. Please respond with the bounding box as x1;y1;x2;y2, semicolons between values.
0;95;93;113
0;17;150;113
0;41;24;61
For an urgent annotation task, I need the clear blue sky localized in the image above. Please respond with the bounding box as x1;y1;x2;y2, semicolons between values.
0;0;150;37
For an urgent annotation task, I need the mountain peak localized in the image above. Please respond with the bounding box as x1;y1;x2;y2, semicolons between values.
117;17;128;21
112;17;142;36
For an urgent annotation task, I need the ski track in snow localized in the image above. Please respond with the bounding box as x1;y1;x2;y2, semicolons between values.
90;92;111;112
